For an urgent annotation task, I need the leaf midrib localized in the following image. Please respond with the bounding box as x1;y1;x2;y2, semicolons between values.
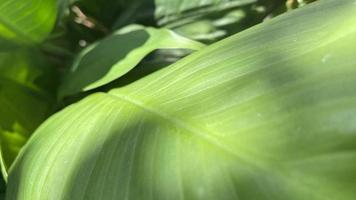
106;92;336;199
105;20;356;166
107;92;263;169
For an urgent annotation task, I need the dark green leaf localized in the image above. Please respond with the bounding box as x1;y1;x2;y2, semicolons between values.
59;25;205;98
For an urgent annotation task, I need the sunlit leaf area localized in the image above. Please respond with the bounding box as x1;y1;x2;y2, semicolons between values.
1;0;356;199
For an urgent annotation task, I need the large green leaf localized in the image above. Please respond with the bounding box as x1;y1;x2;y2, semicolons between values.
0;0;57;48
7;0;356;199
59;25;205;98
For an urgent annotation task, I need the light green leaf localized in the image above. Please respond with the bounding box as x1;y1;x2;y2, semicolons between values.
59;25;205;98
7;0;356;199
0;0;57;47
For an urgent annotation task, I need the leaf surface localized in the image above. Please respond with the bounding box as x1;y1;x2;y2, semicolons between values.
7;0;356;199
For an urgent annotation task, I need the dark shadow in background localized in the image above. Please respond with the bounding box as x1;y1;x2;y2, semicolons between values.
75;0;156;30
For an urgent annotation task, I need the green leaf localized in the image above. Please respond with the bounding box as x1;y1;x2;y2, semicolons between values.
7;0;356;199
0;0;57;47
0;51;55;180
59;25;205;98
170;9;249;43
163;1;289;43
155;0;256;25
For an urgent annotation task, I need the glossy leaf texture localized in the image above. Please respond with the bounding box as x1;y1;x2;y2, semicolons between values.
59;25;205;98
0;51;55;180
7;0;356;199
0;0;57;48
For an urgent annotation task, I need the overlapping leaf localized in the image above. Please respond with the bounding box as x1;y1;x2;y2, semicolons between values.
155;0;256;25
0;0;57;48
7;0;356;199
59;25;205;97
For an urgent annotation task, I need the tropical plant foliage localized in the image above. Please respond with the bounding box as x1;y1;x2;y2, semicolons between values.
1;0;355;199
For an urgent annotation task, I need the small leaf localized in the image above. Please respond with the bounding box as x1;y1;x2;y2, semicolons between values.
59;25;205;98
